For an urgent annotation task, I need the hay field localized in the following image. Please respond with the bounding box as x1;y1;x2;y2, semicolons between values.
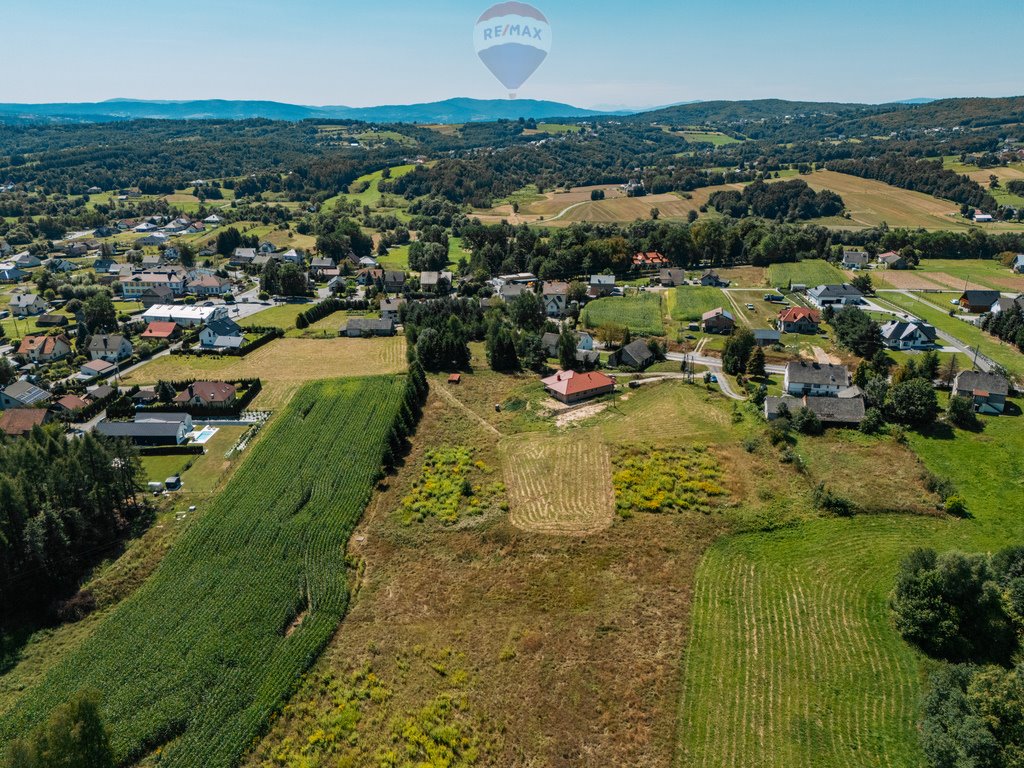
120;337;407;409
502;433;614;535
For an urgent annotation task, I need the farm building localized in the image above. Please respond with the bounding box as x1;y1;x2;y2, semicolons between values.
764;395;865;427
953;370;1010;415
608;339;656;370
959;290;1001;314
541;370;616;405
343;318;396;338
96;413;194;446
752;329;782;347
35;314;68;328
784;361;851;397
702;307;736;334
777;307;822;334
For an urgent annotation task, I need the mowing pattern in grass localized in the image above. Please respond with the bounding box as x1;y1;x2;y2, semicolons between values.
612;445;726;516
581;292;665;335
677;517;928;768
668;287;727;322
502;433;614;535
766;260;847;288
0;377;409;767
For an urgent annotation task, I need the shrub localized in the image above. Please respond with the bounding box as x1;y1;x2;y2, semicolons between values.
948;395;979;429
945;494;969;517
812;483;853;516
792;406;823;435
860;407;885;435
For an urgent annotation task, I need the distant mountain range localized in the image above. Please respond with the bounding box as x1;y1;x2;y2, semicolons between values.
0;97;631;125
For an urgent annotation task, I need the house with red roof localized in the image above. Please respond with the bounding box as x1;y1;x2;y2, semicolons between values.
541;369;616;405
776;307;822;334
173;381;237;408
0;408;51;437
17;334;72;363
141;321;180;341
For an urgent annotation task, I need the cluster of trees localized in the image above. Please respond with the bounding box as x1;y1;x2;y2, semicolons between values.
2;690;114;768
214;227;258;257
483;291;553;373
407;226;450;272
403;299;485;371
722;329;767;378
0;430;143;616
826;155;998;212
981;304;1024;351
709;179;844;221
259;259;309;297
828;306;882;358
314;216;374;261
892;546;1024;766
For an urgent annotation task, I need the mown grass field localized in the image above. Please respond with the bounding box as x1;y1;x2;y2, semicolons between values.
766;260;847;287
681;130;740;146
876;292;1024;376
581;291;665;335
0;377;410;767
119;338;408;409
667;286;727;321
914;258;1024;292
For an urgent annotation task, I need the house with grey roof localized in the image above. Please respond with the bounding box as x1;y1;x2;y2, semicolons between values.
0;380;51;410
953;370;1010;415
343;318;395;337
96;413;193;446
784;361;850;397
806;284;864;309
879;320;937;350
764;395;865;426
608;338;656;370
199;318;245;350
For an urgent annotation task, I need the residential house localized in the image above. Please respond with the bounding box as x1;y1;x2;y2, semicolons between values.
541;331;595;358
752;329;782;347
784;361;851;397
764;395;865;427
541;369;616;404
281;249;303;265
974;211;994;223
54;394;89;413
119;268;188;298
542;281;570;317
777;307;822;334
699;269;730;287
85;384;116;402
10;293;46;317
632;251;668;269
357;268;384;287
0;266;26;283
79;359;117;380
203;214;223;226
251;252;276;269
420;271;452;294
188;274;230;296
499;283;533;302
879;320;937;350
991;295;1024;315
343;318;396;337
588;275;616;297
199;318;245;349
877;251;909;270
0;380;51;409
135;233;170;248
17;334;71;363
806;284;864;308
959;290;1002;313
383;270;406;293
140;321;180;341
702;307;736;334
230;247;257;267
88;334;133;362
309;257;337;279
96;413;194;446
953;370;1010;415
841;250;870;269
140;253;163;269
658;268;686;287
609;338;656;370
1012;254;1024;274
11;251;42;268
0;409;51;437
173;381;237;408
258;242;276;255
91;257;115;273
380;298;405;323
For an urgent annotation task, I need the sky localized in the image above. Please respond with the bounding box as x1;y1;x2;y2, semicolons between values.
5;0;1022;109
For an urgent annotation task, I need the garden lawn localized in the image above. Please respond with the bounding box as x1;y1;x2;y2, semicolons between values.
667;287;727;322
767;260;847;288
582;292;665;335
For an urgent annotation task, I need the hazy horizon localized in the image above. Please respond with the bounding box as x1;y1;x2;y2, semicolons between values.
6;0;1023;109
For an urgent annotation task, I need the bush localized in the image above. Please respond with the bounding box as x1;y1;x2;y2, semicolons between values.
860;407;885;435
812;483;853;516
948;395;979;429
945;494;969;517
792;406;823;435
886;378;938;427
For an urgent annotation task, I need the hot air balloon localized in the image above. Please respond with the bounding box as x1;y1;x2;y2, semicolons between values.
473;2;551;98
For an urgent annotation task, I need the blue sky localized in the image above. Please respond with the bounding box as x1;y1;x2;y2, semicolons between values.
6;0;1022;108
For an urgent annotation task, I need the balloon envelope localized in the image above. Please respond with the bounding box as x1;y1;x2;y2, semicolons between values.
474;2;551;92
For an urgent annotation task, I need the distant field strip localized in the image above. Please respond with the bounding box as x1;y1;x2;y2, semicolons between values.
502;433;614;535
676;518;929;768
0;377;408;767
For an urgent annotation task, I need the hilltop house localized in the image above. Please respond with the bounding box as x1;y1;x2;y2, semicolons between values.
879;320;937;350
10;293;46;317
806;284;864;309
88;334;134;362
173;381;237;408
541;370;616;405
959;290;1001;314
702;307;736;334
953;370;1010;415
784;361;850;397
777;307;822;334
17;334;71;363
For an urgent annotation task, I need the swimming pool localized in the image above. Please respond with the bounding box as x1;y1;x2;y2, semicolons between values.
190;426;219;445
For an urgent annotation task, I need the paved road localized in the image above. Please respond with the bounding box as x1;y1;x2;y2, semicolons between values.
664;352;785;401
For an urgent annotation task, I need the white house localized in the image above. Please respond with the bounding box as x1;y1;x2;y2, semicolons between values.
141;304;228;328
1012;254;1024;274
784;361;851;397
542;281;570;317
88;334;134;362
119;268;189;298
199;318;245;349
10;293;46;317
806;284;864;309
879;320;937;350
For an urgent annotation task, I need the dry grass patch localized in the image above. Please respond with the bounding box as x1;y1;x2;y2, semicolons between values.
502;432;614;535
876;270;949;290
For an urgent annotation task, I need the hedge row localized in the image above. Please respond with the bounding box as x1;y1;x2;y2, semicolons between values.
295;298;370;329
137;445;205;457
172;328;284;358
